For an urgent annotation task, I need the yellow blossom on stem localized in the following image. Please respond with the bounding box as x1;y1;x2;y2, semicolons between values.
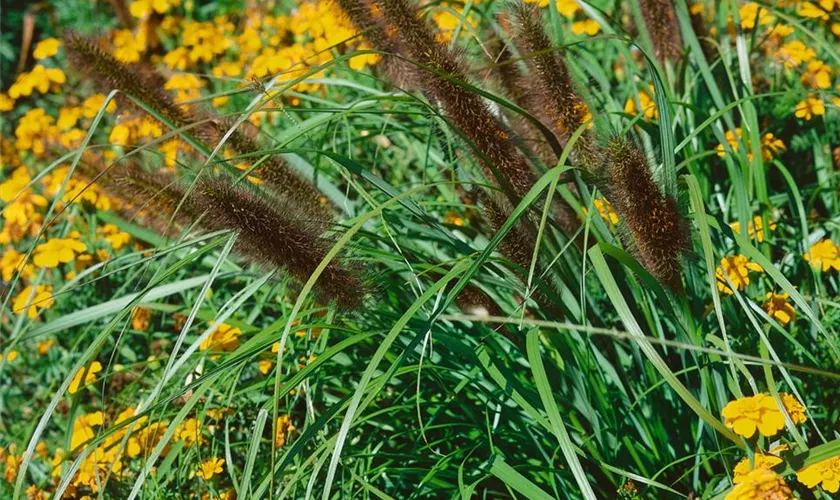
258;359;274;375
12;285;54;318
779;392;807;424
762;293;796;325
0;93;14;111
797;456;840;493
1;248;34;281
571;19;600;36
98;223;131;249
624;85;658;120
33;237;88;268
196;457;224;480
37;339;54;355
721;393;786;438
131;307;152;331
775;40;816;68
804;239;840;271
801;60;832;89
8;65;66;99
200;322;242;353
739;3;774;30
33;38;61;59
798;1;831;20
275;415;296;448
0;350;19;364
795;97;825;120
68;361;103;394
174;418;205;446
730;215;777;242
716;255;763;295
733;444;789;483
726;468;792;499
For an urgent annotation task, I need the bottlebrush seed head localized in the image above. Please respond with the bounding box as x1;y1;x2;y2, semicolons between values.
605;138;688;289
64;33;190;129
638;0;683;65
511;2;599;171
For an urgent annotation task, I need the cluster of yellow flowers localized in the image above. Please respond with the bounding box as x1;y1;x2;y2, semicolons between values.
522;0;599;35
716;129;787;163
720;392;840;498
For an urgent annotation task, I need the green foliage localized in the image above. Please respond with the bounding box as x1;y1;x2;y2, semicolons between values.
2;0;840;499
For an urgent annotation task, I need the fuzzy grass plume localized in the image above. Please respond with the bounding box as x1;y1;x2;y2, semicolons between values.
511;2;599;170
91;162;362;307
638;0;683;65
340;0;537;205
64;33;331;217
604;138;688;289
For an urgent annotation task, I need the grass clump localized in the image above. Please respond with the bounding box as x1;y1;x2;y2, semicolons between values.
1;0;839;499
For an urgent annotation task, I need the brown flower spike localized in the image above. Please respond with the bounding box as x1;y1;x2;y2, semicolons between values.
604;138;688;289
638;0;683;65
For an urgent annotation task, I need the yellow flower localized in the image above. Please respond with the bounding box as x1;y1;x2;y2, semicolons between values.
715;255;763;295
109;123;133;145
795;97;825;120
37;339;55;355
591;198;619;224
0;350;19;364
721;393;786;438
762;293;796;325
13;285;54;318
129;0;178;18
726;468;792;500
801;60;832;89
1;248;34;281
796;456;840;493
556;0;579;17
780;392;807;424
717;129;786;162
275;415;296;448
776;40;816;68
258;359;274;375
33;237;88;268
33;38;61;59
131;307;152;331
163;47;191;70
624;85;658;120
113;28;146;63
68;361;103;394
804;239;840;271
81;94;117;118
733;444;789;483
760;133;786;161
200;322;242;353
571;19;601;36
196;457;224;480
729;215;777;242
798;1;831;20
739;3;774;30
0;92;14;111
8;65;65;98
174;418;205;446
98;223;131;249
